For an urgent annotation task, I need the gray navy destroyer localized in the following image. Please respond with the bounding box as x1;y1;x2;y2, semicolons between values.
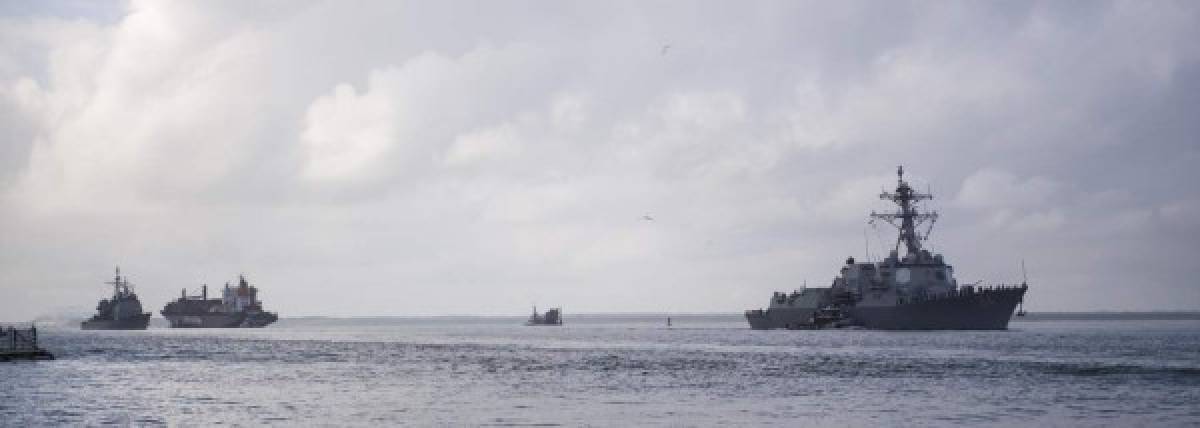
81;267;151;330
746;167;1028;330
160;275;278;328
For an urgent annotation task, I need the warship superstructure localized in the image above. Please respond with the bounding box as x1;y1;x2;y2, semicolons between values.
81;267;151;330
526;306;563;326
160;275;278;328
746;167;1027;330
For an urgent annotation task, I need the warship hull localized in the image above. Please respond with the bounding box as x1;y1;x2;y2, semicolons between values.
745;308;818;330
162;312;277;328
81;313;151;330
849;287;1026;330
746;287;1026;330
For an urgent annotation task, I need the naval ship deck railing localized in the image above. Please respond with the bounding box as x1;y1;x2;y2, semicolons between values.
901;284;1028;305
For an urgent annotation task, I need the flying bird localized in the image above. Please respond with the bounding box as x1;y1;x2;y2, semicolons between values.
660;44;671;56
642;214;655;221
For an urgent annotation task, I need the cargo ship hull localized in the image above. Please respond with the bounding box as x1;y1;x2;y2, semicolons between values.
162;312;277;328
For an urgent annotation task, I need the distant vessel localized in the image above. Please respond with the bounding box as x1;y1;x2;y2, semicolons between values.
526;306;563;326
81;267;151;330
160;275;278;328
746;167;1027;330
2;324;54;361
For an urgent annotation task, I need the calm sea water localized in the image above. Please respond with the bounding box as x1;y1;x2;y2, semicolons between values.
3;316;1199;427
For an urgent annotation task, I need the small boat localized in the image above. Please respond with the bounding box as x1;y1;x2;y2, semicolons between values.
525;306;563;326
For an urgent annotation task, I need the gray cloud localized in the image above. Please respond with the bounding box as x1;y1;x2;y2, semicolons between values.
2;0;1198;320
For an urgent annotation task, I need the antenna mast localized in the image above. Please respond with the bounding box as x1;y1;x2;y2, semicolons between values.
869;166;939;256
863;227;871;263
104;266;127;298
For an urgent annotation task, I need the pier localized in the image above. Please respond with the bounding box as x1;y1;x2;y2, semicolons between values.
1;324;54;361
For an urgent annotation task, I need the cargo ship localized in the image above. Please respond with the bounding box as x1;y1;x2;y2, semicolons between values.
161;275;278;328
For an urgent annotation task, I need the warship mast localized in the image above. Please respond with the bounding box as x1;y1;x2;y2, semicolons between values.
870;166;938;256
105;266;128;298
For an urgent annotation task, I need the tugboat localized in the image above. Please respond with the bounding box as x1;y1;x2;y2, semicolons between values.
746;166;1028;330
160;275;278;328
81;267;151;330
526;306;563;326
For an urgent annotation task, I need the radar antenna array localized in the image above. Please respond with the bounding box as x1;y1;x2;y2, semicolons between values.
868;166;939;256
103;266;134;297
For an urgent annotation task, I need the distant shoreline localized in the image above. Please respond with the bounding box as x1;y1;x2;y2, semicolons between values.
1009;311;1200;321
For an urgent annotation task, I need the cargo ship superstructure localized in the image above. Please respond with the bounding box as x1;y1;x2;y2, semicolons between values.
81;267;151;330
746;167;1027;330
161;275;278;328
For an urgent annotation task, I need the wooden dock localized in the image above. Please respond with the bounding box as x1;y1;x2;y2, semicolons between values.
1;324;54;361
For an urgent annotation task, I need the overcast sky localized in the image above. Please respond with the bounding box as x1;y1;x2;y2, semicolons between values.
2;0;1198;320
